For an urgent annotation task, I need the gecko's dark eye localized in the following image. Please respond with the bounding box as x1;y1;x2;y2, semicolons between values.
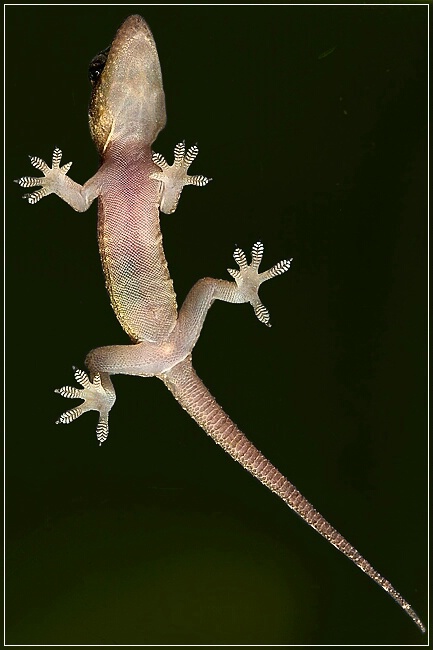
88;46;110;84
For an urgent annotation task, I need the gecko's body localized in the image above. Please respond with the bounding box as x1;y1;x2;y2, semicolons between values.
16;15;424;633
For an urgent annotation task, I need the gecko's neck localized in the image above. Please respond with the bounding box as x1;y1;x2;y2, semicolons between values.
102;137;155;165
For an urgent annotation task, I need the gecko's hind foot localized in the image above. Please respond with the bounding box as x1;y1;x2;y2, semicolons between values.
15;147;72;204
151;141;211;214
227;242;292;326
55;368;116;445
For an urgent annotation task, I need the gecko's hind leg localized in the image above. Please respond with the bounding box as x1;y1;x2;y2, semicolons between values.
55;368;116;445
227;242;293;326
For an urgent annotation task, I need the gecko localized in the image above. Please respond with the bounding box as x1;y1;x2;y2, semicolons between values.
15;15;424;634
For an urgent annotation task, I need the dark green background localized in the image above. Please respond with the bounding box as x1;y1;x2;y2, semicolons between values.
6;5;427;645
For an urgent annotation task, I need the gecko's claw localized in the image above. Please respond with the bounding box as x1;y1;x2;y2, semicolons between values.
96;417;109;445
228;242;292;326
22;188;50;204
151;142;211;214
55;368;116;445
15;147;73;204
252;299;271;327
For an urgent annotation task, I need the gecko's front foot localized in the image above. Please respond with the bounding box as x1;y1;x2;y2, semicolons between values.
151;141;211;214
55;368;116;445
228;242;292;326
15;148;73;204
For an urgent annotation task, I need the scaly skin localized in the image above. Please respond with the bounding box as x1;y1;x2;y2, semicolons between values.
90;16;176;342
97;141;177;343
15;14;424;634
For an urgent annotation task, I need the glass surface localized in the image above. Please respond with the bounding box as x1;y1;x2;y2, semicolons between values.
5;4;427;644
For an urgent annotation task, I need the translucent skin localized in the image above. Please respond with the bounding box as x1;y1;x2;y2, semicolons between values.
90;15;175;344
97;141;177;344
16;14;425;633
89;15;166;155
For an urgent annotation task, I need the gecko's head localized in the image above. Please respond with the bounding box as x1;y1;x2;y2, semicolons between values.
88;15;167;154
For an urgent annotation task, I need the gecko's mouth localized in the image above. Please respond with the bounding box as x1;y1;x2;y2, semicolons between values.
88;15;166;154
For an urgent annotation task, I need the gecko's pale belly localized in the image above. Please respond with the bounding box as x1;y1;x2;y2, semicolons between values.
97;154;177;343
16;13;423;633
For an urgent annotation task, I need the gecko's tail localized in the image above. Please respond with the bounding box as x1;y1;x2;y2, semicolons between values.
160;356;425;633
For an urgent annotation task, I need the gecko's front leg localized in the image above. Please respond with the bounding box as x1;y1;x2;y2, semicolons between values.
15;148;100;211
151;141;211;214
